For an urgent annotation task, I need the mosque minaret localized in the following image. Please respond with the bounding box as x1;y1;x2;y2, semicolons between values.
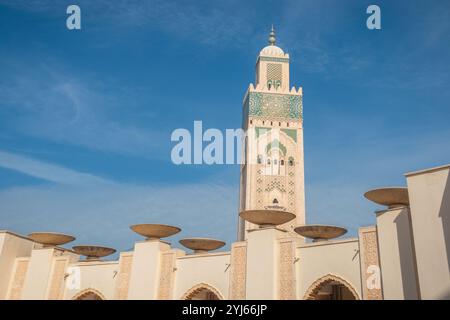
238;27;305;240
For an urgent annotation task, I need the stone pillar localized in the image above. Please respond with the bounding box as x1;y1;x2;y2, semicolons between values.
157;249;183;300
127;240;170;300
358;226;382;300
114;252;134;300
278;237;296;299
376;207;419;299
406;165;450;299
21;247;63;299
245;227;286;299
229;242;247;299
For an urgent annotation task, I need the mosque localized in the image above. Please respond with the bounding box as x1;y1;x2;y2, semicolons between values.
0;28;449;300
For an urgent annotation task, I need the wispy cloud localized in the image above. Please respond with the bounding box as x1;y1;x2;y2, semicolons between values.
0;150;112;186
0;58;169;158
0;151;238;251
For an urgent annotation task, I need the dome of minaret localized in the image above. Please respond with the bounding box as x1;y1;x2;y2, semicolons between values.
259;25;285;56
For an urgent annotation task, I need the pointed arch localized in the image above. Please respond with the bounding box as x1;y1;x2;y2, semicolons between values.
181;283;224;300
303;274;360;300
72;288;106;300
266;139;286;156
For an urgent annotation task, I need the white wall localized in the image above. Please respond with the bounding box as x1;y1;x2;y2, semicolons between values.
174;252;231;299
0;231;35;299
64;261;119;300
297;239;362;299
376;207;419;299
406;165;450;299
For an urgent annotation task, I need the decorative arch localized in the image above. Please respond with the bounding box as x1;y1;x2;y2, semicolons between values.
266;139;286;156
181;283;224;300
303;274;360;300
72;288;106;300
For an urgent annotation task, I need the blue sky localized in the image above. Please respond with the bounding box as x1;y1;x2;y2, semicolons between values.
0;0;449;254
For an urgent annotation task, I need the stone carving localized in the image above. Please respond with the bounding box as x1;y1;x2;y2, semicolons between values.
267;63;282;87
47;258;68;300
247;92;302;121
229;243;247;299
287;163;295;211
8;259;29;300
278;239;296;299
114;253;133;300
72;288;106;300
182;282;224;300
359;227;382;300
265;176;286;193
259;56;289;63
303;274;360;300
157;251;177;299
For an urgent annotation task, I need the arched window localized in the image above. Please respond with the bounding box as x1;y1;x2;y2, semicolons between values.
182;283;224;300
275;80;281;89
267;159;271;165
280;160;285;166
303;275;359;300
273;198;279;204
72;288;106;300
288;157;294;166
257;155;262;164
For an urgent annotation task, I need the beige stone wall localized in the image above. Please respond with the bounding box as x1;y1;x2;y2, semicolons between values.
157;250;178;300
6;258;30;300
114;252;133;300
376;208;419;299
245;228;283;299
21;247;60;299
64;261;119;300
406;165;450;299
229;242;247;299
358;226;382;300
174;252;231;300
0;231;35;299
46;257;70;300
126;240;171;300
278;238;296;299
297;239;362;300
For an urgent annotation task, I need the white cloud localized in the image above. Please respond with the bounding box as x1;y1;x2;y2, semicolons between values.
0;150;112;186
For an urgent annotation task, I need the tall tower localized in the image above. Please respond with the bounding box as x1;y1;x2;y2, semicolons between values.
238;27;305;240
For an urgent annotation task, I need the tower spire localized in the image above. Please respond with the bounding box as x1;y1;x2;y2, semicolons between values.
268;25;276;46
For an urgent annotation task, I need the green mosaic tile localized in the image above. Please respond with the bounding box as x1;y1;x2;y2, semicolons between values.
246;92;302;121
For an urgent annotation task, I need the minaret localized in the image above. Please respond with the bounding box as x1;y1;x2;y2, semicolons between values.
238;27;305;240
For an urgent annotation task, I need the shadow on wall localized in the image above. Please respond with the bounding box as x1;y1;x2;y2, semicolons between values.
440;172;450;299
394;209;419;300
439;289;450;300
